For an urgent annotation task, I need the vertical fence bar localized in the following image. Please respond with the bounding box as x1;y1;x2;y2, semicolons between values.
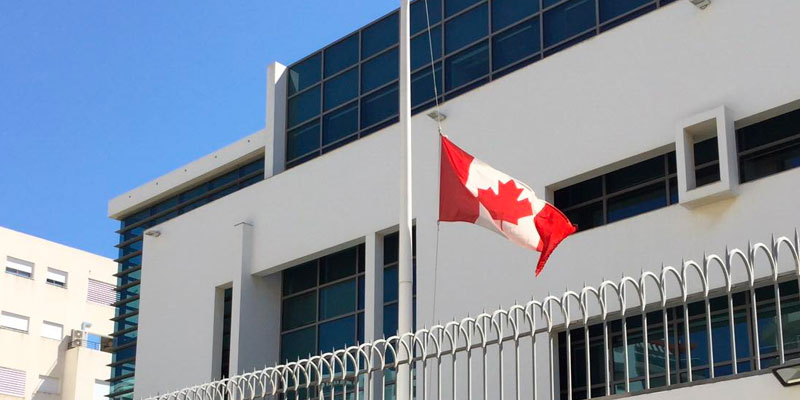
728;292;738;375
603;320;610;396
584;325;591;398
705;297;714;379
683;303;692;382
642;309;650;390
622;313;630;393
663;308;670;386
565;326;572;400
750;287;761;370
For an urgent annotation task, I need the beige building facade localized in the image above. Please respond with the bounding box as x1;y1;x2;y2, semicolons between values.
0;226;117;400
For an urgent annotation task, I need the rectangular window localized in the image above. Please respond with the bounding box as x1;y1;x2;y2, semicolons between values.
88;278;117;306
280;244;365;363
37;375;60;394
5;257;33;279
383;230;417;338
738;107;800;183
0;366;26;397
46;268;68;288
220;287;232;379
0;312;29;333
41;321;63;340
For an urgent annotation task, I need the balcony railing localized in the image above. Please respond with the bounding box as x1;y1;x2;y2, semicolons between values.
141;230;800;400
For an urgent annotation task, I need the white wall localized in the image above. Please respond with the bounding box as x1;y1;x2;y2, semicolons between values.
132;0;800;398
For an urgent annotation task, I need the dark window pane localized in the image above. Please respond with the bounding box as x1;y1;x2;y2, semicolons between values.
445;4;488;54
446;0;481;16
320;247;358;284
411;63;443;108
737;108;800;152
288;85;320;128
286;121;320;161
383;303;398;337
554;176;602;209
281;327;316;362
283;261;318;295
412;26;442;70
492;0;539;31
384;232;399;265
667;151;677;174
323;102;358;146
325;34;359;77
564;201;603;232
445;41;489;90
543;0;562;7
411;0;442;34
605;155;664;194
492;17;540;71
362;48;399;93
324;68;358;111
288;54;321;95
669;177;678;204
607;183;667;223
695;164;720;187
361;83;398;128
282;292;317;330
384;266;398;303
362;13;399;58
599;0;651;23
318;316;356;353
357;313;365;343
358;276;365;310
543;0;596;48
319;279;356;320
694;137;719;166
740;138;800;183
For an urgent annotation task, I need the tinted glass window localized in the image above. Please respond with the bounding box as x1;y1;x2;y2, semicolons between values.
286;121;320;161
605;155;664;194
361;48;399;93
737;108;800;152
543;0;596;48
565;201;604;231
446;0;481;17
740;140;800;183
554;176;602;209
362;13;399;58
607;183;666;223
383;303;398;337
445;4;488;54
319;280;356;320
599;0;651;23
324;67;358;111
694;137;719;165
492;17;541;71
324;34;359;77
361;83;399;128
323;102;358;146
288;53;321;95
287;85;320;128
318;316;356;352
282;292;317;330
411;63;443;108
445;41;489;90
281;327;315;362
320;247;358;283
411;0;442;34
411;26;442;70
492;0;539;31
384;265;398;303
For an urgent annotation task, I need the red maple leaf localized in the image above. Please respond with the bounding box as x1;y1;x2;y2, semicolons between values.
477;180;534;226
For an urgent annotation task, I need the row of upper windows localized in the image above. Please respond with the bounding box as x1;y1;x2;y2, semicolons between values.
284;0;679;168
5;256;70;288
554;107;800;231
0;311;104;347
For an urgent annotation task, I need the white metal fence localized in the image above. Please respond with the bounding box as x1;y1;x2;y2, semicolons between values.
141;231;800;400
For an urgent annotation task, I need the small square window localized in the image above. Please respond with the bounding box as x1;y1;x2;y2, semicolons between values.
41;321;63;340
46;268;68;288
5;257;33;279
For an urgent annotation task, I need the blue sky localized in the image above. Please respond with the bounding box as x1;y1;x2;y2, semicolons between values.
0;1;397;258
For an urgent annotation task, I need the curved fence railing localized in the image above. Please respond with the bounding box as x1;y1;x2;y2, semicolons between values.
141;231;800;400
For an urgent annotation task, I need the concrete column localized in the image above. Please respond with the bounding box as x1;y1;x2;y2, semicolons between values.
364;232;385;342
265;62;288;178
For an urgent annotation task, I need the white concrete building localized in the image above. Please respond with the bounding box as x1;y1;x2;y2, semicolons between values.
0;226;117;400
108;0;800;398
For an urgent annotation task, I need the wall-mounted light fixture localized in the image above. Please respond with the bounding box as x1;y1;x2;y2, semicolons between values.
773;362;800;387
689;0;710;9
145;229;161;237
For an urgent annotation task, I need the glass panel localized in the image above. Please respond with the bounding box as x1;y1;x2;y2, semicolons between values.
695;164;720;187
781;294;800;354
492;0;539;31
740;139;800;183
384;232;399;265
554;176;602;209
445;4;488;54
323;102;358;146
737;108;800;152
564;201;603;231
358;276;365;310
287;85;320;128
318;316;356;353
444;41;489;90
319;279;356;320
599;0;651;23
668;177;678;204
362;48;399;93
543;0;596;48
694;137;719;165
411;0;442;34
283;261;318;296
324;67;358;111
384;303;399;337
287;121;320;161
606;183;667;223
384;266;398;303
362;13;399;58
446;0;481;17
411;26;442;70
325;34;359;77
605;155;665;194
320;247;358;284
492;17;540;71
411;63;443;108
282;327;316;362
361;83;399;128
288;53;321;95
282;292;317;330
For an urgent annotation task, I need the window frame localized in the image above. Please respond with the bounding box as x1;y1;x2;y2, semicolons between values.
0;311;30;333
46;267;68;288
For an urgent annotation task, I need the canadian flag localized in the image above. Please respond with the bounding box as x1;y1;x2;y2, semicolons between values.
438;135;576;276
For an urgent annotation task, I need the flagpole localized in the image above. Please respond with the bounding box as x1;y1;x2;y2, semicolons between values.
397;0;414;399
